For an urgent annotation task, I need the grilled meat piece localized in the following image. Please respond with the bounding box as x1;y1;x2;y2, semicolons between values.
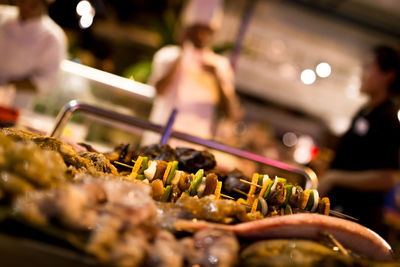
267;181;286;206
151;179;165;201
182;228;239;267
153;161;169;181
137;144;177;162
219;169;250;199
146;231;183;267
0;133;68;201
1;128;96;174
175;147;216;173
0;171;34;199
175;195;253;223
178;173;193;192
79;152;119;175
202;173;218;196
289;186;303;209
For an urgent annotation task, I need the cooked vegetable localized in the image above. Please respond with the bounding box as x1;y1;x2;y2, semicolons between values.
162;161;173;184
189;169;204;196
161;185;172;202
165;161;179;185
247;174;259;205
129;156;144;179
214;181;222;200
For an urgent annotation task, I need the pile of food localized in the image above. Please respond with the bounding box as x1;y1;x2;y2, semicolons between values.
0;128;397;266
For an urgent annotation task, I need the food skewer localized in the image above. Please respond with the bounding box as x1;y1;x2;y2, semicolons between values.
329;210;358;221
233;188;249;197
220;194;235;200
118;157;331;218
238;173;333;217
239;203;252;208
239;179;263;189
319;231;349;256
114;161;134;168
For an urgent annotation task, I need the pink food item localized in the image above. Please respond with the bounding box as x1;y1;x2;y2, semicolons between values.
174;213;393;261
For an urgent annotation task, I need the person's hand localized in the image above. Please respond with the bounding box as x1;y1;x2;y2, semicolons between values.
230;104;244;122
180;41;195;63
201;51;218;75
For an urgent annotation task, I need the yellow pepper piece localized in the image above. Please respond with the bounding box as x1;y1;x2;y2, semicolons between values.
162;162;173;185
129;156;144;179
300;189;310;210
251;198;259;213
259;177;271;198
247;173;259;205
214;181;222;200
236;198;247;205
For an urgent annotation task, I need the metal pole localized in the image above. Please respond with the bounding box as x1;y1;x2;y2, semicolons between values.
160;108;178;144
230;0;257;70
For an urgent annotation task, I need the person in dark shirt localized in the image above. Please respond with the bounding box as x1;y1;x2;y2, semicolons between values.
318;44;400;235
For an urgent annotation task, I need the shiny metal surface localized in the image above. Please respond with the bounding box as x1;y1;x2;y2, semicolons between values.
50;100;318;189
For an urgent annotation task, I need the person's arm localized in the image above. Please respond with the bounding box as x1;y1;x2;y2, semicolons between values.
148;45;183;95
217;78;242;121
154;57;181;95
317;169;399;196
203;54;243;121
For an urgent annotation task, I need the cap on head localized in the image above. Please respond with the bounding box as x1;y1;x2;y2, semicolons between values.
181;0;224;30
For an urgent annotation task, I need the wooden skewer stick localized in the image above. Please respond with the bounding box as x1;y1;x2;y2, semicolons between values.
319;231;349;256
114;161;134;168
233;188;249;196
239;202;252;208
220;193;235;200
329;210;358;221
239;179;263;189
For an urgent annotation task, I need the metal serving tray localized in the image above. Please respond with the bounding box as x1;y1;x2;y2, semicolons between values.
49;100;318;189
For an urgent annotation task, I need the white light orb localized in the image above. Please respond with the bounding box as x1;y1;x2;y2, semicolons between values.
316;62;331;78
76;1;92;16
397;109;400;122
79;14;93;29
300;69;316;85
282;132;298;147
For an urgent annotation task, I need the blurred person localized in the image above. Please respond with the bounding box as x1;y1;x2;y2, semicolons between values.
318;44;400;235
0;0;67;110
141;0;242;146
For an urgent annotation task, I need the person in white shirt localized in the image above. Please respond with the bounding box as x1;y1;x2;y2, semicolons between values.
0;0;67;109
142;0;242;146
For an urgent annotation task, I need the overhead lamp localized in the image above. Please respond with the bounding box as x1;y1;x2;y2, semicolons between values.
316;62;331;78
300;69;316;85
76;1;92;16
79;14;93;29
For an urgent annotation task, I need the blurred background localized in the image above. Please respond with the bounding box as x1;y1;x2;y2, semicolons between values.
1;0;400;254
1;0;399;170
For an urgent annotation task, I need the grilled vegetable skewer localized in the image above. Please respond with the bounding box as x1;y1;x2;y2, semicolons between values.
118;158;331;218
